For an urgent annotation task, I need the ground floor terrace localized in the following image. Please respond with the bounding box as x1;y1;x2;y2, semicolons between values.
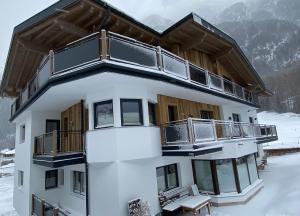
2;153;300;216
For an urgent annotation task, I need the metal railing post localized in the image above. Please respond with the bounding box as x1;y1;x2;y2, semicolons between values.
187;118;194;144
206;71;210;88
212;120;218;141
49;50;55;75
185;60;190;80
157;46;163;71
101;29;108;60
52;131;57;155
221;77;225;92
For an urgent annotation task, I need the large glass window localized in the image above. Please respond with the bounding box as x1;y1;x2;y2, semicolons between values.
45;170;58;190
193;160;214;193
73;171;85;195
120;99;143;126
156;164;179;192
216;159;237;193
247;154;259;183
94;100;114;128
237;157;251;190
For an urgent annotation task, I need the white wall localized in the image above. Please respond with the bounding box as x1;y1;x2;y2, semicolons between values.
220;104;258;124
89;157;194;216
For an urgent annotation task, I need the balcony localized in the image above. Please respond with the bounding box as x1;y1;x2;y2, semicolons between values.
11;30;259;120
33;130;85;168
32;194;68;216
161;118;278;156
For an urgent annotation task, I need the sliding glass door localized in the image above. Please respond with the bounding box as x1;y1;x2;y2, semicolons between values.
193;160;214;193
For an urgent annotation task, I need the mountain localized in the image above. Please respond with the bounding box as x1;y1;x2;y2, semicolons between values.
218;20;300;75
0;98;15;150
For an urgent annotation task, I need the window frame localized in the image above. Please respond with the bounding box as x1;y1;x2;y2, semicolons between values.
93;100;114;129
156;163;179;192
120;99;144;126
148;102;157;126
18;170;24;188
20;124;26;144
72;171;85;196
45;170;58;190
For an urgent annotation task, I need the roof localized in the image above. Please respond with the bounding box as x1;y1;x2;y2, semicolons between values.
0;0;267;97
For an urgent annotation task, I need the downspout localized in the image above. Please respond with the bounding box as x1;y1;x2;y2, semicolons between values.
81;100;90;216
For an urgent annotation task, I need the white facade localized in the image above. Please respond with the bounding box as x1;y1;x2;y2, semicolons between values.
11;72;268;216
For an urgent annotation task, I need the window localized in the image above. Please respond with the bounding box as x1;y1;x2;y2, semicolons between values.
20;124;25;143
73;171;85;195
193;160;214;193
45;170;58;190
249;117;254;124
156;164;179;192
216;159;237;193
200;110;214;120
120;99;143;126
148;102;156;125
168;105;178;122
94;100;114;128
18;171;24;188
232;113;241;122
247;154;259;184
236;157;251;190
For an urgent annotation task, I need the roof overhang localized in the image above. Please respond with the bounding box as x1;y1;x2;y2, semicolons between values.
0;0;267;97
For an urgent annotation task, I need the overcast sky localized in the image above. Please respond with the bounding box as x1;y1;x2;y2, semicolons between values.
0;0;244;79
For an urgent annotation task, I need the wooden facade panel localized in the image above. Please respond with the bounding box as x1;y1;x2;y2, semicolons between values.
157;95;220;125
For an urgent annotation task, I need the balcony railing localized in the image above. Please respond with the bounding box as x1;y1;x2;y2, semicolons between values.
32;194;68;216
34;130;83;156
11;30;259;118
161;118;277;145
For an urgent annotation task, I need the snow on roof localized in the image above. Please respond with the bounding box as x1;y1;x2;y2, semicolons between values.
0;149;15;155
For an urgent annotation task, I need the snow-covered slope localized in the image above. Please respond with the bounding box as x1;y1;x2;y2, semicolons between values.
258;112;300;149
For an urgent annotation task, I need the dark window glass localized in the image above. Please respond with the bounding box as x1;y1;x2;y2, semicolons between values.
189;65;207;85
156;164;179;192
73;171;85;195
168;105;178;122
45;170;58;189
249;117;254;124
148;102;156;125
193;160;214;193
121;99;143;126
216;159;237;193
200;110;214;120
232;113;241;122
94;100;114;128
247;154;259;184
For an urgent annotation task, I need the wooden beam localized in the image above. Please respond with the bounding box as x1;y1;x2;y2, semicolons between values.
54;19;89;37
18;38;49;54
211;48;233;61
15;51;29;88
182;33;207;51
96;8;111;31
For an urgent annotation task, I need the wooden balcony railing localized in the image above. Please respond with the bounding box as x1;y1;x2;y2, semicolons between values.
11;30;259;118
161;118;277;145
32;194;68;216
34;130;83;156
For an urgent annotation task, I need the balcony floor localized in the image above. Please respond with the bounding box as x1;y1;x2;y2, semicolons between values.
33;152;85;168
162;144;223;157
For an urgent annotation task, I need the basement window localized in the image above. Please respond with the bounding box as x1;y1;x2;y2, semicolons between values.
73;171;85;196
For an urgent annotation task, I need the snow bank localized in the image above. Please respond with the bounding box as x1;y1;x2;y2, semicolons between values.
257;112;300;150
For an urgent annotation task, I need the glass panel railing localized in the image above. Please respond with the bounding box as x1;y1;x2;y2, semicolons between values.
37;57;51;88
189;64;207;86
28;75;38;98
164;122;189;144
240;124;254;137
192;120;215;142
108;35;158;69
54;36;100;73
244;89;253;103
161;51;188;79
215;121;232;140
232;124;243;138
209;73;223;91
223;79;235;95
235;84;244;99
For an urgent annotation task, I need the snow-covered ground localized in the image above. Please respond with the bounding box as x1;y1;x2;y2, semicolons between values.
0;164;17;216
213;153;300;216
258;112;300;149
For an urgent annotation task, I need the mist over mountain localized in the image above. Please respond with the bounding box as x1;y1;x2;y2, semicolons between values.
0;98;15;150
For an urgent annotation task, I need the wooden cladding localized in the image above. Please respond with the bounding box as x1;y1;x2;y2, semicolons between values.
60;101;88;153
156;95;220;125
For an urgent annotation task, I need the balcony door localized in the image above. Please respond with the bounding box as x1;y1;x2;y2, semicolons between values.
46;120;60;153
168;105;178;122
